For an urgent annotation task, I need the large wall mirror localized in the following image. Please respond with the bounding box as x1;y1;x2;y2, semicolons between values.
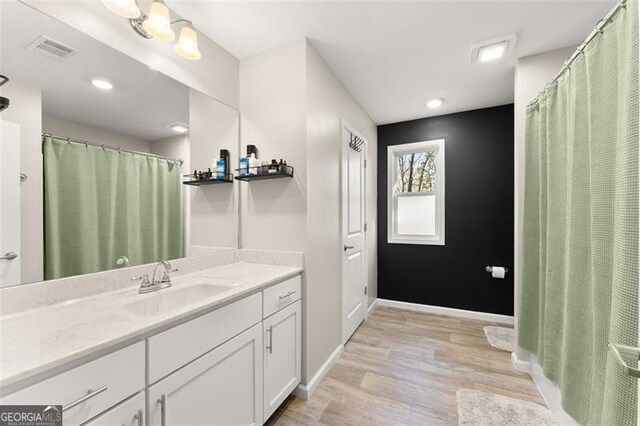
0;2;240;288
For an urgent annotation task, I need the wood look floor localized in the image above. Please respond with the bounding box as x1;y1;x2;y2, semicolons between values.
266;306;544;426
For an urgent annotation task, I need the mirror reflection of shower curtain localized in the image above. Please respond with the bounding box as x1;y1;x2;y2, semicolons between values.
518;1;638;424
43;135;183;280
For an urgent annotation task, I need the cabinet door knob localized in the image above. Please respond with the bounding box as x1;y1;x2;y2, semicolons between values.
159;394;167;426
135;408;143;426
266;326;273;354
279;290;296;300
63;386;108;412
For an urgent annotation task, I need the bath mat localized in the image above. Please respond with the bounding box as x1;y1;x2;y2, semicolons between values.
456;389;558;426
483;326;515;352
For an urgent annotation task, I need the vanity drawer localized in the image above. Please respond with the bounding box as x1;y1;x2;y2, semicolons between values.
148;292;262;384
84;391;144;426
263;275;301;318
0;342;144;426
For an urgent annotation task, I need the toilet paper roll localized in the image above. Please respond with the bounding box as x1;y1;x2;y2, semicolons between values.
491;266;506;279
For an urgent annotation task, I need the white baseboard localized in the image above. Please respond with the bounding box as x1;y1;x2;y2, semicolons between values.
528;355;578;425
511;351;531;373
376;299;514;325
367;298;378;317
293;344;343;400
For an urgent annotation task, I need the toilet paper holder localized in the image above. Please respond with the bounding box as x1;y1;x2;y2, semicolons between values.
485;266;508;273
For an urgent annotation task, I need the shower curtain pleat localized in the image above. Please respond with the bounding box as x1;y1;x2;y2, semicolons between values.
43;135;183;280
518;1;639;424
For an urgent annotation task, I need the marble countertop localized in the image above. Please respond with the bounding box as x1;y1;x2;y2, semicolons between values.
0;261;302;394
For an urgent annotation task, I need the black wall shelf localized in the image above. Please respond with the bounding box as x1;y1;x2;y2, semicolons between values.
235;165;294;182
183;174;233;186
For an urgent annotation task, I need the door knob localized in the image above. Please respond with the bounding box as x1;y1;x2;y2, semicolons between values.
344;245;354;251
0;252;17;260
609;343;640;378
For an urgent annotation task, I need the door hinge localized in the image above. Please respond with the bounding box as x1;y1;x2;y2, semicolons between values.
364;286;368;295
364;223;368;232
364;159;367;168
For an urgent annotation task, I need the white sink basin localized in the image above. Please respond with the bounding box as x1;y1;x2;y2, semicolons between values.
125;279;241;317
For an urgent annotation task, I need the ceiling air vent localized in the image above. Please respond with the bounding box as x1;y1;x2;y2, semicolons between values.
25;36;78;62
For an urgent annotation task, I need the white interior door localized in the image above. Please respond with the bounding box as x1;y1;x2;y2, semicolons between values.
0;120;21;288
341;119;367;344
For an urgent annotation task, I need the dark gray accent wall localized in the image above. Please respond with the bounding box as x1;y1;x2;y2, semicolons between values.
377;104;514;316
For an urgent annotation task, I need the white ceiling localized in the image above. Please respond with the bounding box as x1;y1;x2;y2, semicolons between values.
170;0;614;124
1;2;189;141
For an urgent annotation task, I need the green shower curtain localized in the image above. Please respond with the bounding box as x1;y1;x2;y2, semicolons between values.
519;1;638;425
43;135;183;280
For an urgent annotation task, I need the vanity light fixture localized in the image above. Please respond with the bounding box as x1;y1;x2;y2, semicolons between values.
101;0;141;19
141;0;175;42
169;123;189;133
427;98;444;109
173;21;202;60
103;0;202;60
91;78;114;90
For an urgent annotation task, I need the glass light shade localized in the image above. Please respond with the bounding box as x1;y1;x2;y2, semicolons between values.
102;0;141;18
173;25;202;60
142;0;175;41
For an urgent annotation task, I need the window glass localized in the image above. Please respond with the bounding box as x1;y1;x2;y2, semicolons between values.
395;150;437;193
397;194;436;235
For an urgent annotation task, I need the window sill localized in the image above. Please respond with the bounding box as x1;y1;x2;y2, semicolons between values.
387;236;445;246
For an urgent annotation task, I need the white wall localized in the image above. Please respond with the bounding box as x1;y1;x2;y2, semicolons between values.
150;134;189;167
42;115;151;153
23;0;239;110
305;40;377;381
240;39;377;385
239;40;308;253
189;89;239;250
514;46;575;362
1;81;43;284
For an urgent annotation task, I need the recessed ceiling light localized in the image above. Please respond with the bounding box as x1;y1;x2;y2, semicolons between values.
91;78;114;90
478;41;508;63
427;98;444;109
170;123;189;133
470;34;517;64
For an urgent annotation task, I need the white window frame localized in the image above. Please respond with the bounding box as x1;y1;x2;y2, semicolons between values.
387;139;445;245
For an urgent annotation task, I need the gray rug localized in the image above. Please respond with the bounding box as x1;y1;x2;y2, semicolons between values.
456;389;558;426
483;326;515;352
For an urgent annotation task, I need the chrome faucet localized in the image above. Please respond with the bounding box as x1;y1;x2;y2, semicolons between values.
132;260;178;294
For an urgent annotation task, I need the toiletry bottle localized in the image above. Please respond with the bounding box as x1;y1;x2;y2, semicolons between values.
220;149;230;179
247;144;258;159
278;159;284;173
249;153;261;175
239;155;249;176
269;159;278;173
216;158;225;180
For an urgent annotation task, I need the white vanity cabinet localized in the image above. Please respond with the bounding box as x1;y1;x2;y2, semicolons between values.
1;273;303;426
147;323;263;426
263;300;302;420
